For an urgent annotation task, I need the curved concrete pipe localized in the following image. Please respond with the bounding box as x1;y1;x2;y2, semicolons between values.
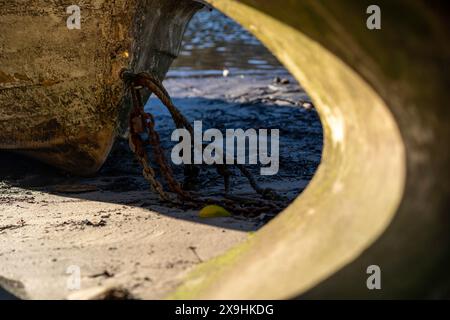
1;0;449;299
170;0;450;299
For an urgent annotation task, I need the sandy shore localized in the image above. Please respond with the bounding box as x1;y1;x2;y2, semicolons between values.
0;74;322;299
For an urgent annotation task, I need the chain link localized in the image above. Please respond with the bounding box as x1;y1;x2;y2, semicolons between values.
121;69;285;216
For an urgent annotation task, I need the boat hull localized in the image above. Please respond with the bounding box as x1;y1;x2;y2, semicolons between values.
0;0;202;175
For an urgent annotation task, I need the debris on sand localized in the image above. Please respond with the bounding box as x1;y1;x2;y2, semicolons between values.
66;286;133;300
83;219;107;227
199;205;232;218
0;219;26;234
89;270;115;279
55;219;107;230
188;246;203;263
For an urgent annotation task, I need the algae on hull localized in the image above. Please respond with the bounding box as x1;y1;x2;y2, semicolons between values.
0;0;202;175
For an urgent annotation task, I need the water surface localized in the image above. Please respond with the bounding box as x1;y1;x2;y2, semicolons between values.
169;9;287;78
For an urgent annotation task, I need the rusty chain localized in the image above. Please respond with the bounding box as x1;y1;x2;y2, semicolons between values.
121;69;285;216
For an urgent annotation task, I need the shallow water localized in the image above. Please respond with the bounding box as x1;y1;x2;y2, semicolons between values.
169;9;287;78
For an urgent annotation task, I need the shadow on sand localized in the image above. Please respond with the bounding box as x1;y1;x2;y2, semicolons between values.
0;97;322;232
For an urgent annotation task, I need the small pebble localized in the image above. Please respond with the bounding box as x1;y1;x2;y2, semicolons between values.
302;102;314;110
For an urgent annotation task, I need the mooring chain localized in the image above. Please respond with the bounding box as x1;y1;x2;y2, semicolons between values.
128;81;170;202
121;69;284;215
122;70;232;189
132;84;191;200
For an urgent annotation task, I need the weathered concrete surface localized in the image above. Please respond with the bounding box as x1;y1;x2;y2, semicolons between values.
0;0;201;175
171;0;450;299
